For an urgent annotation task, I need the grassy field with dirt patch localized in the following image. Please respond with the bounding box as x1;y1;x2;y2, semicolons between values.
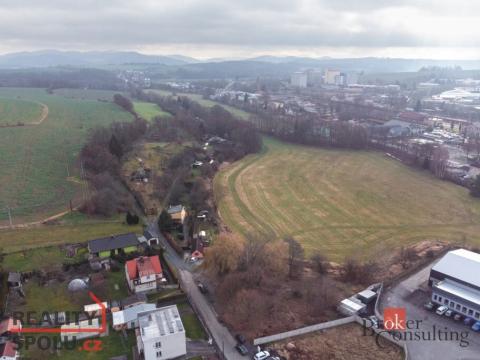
0;97;45;126
214;137;480;261
0;212;141;253
0;87;133;224
133;101;172;120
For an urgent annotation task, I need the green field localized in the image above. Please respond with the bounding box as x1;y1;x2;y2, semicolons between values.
215;137;480;261
0;215;141;253
133;101;172;120
0;97;45;125
0;87;133;223
149;89;250;120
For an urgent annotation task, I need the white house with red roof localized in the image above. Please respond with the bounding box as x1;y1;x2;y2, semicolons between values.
0;341;18;360
125;256;165;293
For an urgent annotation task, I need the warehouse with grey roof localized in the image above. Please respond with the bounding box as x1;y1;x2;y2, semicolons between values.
429;249;480;320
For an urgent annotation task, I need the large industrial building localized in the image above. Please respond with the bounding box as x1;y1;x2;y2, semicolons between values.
290;72;308;88
429;249;480;320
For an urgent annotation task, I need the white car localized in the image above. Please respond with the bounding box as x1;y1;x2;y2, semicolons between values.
254;351;270;360
436;305;448;315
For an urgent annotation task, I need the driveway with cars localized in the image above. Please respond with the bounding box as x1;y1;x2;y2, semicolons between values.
379;262;480;360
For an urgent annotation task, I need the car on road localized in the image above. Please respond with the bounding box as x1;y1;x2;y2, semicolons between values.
436;305;448;315
254;350;271;360
445;309;454;317
235;344;249;356
454;313;463;321
236;334;247;344
464;317;475;326
369;315;379;328
472;322;480;332
197;282;208;294
424;301;435;311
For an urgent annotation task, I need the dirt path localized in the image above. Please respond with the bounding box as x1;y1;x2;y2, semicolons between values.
0;101;49;128
0;206;79;230
30;102;49;125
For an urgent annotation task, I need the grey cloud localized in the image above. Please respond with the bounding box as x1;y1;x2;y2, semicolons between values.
0;0;477;53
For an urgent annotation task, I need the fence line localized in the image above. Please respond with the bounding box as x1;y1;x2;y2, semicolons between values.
253;316;355;345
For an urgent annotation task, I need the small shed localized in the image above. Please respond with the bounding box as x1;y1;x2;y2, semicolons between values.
7;272;22;289
357;289;377;304
338;298;366;316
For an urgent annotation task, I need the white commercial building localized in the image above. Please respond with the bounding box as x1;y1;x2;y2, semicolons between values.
290;72;307;88
136;305;186;360
429;249;480;320
324;69;341;85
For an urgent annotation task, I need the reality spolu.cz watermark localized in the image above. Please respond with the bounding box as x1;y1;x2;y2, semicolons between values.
7;291;107;353
362;307;470;348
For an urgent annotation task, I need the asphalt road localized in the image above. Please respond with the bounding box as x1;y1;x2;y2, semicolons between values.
146;222;245;360
379;262;480;360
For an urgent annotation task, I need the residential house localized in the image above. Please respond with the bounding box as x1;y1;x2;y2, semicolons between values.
88;233;140;269
0;341;18;360
136;305;186;360
112;303;156;330
111;293;148;313
125;256;165;293
167;205;187;224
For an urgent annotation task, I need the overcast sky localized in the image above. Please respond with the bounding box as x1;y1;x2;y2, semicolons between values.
0;0;478;59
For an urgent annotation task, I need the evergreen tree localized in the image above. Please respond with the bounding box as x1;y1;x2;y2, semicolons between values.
158;209;173;232
109;134;123;158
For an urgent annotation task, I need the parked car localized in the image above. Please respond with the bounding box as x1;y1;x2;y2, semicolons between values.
436;305;448;315
445;309;454;317
424;301;435;311
197;282;208;294
235;344;249;356
236;334;246;344
369;315;379;329
454;314;463;321
472;322;480;332
464;317;475;326
254;351;271;360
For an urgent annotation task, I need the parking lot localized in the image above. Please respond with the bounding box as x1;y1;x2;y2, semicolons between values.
379;263;480;360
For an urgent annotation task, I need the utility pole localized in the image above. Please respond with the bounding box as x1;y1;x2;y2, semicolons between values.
6;206;12;228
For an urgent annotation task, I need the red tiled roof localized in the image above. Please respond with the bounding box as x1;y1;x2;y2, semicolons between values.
125;256;162;281
0;341;17;357
191;250;204;259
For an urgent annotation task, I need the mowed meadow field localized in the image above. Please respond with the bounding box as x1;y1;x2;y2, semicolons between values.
133;101;172;120
0;87;133;223
0;97;45;126
214;137;480;261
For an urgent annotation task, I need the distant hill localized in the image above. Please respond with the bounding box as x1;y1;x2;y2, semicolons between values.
0;50;478;77
245;56;480;72
0;50;199;68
